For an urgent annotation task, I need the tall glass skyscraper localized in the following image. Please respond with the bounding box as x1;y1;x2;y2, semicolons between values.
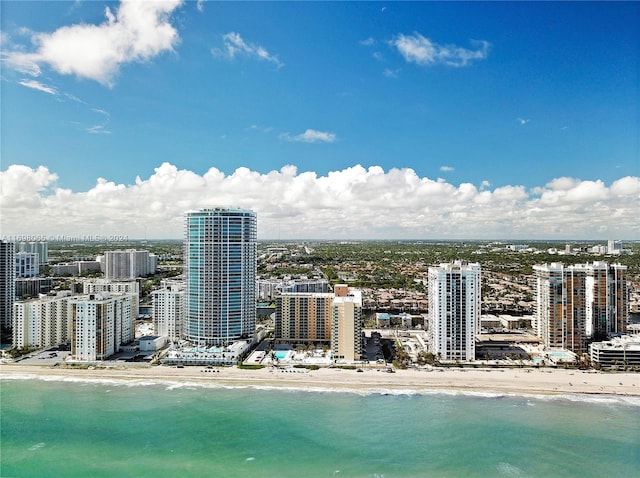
184;208;257;346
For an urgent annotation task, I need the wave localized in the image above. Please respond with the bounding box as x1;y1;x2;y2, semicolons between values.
3;372;639;407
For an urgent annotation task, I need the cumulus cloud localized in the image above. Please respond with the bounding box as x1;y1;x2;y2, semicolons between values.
280;129;337;143
3;0;183;86
390;32;490;67
1;163;638;240
440;165;454;172
212;32;283;68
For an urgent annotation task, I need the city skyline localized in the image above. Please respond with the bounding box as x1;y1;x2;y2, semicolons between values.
1;1;638;240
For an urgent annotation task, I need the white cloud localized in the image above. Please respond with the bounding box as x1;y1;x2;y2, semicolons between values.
196;0;206;13
18;79;58;95
280;129;337;143
383;68;399;78
440;165;454;172
212;32;283;68
360;37;375;47
3;0;183;86
1;163;638;240
517;118;530;125
390;32;490;67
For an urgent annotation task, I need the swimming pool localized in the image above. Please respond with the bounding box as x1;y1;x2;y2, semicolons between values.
274;351;291;360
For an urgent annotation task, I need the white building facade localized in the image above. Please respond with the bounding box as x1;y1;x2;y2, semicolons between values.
15;252;39;278
12;293;73;348
152;282;185;341
70;293;135;361
428;261;481;361
104;250;151;280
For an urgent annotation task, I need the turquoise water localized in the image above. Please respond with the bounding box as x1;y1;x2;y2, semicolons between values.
274;350;290;360
1;376;639;477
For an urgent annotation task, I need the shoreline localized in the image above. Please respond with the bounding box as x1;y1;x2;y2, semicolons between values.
2;363;639;401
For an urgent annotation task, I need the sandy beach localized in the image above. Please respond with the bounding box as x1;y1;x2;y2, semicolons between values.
2;362;639;399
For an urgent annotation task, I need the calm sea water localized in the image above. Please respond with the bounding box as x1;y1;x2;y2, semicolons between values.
1;376;639;477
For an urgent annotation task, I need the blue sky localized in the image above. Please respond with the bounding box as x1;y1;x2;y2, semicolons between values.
1;1;638;240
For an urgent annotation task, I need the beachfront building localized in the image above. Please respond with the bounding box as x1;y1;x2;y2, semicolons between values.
152;281;185;341
104;249;153;280
12;292;74;348
589;335;640;369
331;285;363;362
70;293;136;361
534;262;628;354
428;261;481;361
82;279;140;319
184;208;257;346
275;292;334;344
15;252;39;278
1;241;16;328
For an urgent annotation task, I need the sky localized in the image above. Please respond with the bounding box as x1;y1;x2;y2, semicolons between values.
1;0;638;240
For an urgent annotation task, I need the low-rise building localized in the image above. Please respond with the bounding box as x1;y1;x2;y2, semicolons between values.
589;336;640;369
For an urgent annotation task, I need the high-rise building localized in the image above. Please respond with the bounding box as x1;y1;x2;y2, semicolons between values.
534;262;628;354
15;252;39;278
18;241;48;264
184;208;257;346
275;292;334;343
70;293;135;361
607;239;622;255
82;279;140;319
331;284;363;362
428;261;481;361
0;241;16;328
104;249;150;280
153;281;185;341
13;292;73;348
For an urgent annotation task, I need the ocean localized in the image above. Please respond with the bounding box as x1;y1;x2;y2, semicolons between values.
1;376;638;477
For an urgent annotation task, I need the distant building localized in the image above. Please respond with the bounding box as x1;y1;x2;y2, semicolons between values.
18;241;48;264
1;241;15;328
15;277;53;298
534;262;628;354
275;292;334;343
51;261;102;276
104;249;151;280
607;240;622;255
51;263;80;276
70;293;135;361
331;285;363;362
15;252;39;278
152;281;185;341
257;278;329;300
428;261;481;361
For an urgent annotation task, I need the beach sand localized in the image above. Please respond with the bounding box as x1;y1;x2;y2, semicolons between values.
2;362;639;398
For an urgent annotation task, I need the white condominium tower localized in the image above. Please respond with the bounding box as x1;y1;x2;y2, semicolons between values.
152;281;185;341
104;249;151;280
184;208;257;346
70;293;135;361
428;261;481;361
